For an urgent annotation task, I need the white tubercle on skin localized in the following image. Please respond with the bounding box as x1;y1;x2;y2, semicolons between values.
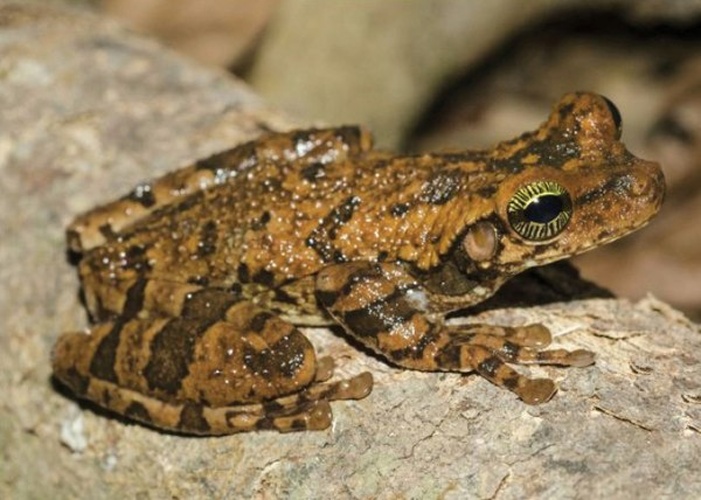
405;288;430;312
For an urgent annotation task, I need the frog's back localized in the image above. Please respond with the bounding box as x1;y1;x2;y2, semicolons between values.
80;137;496;295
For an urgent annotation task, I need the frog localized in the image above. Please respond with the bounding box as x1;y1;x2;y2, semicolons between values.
52;92;665;435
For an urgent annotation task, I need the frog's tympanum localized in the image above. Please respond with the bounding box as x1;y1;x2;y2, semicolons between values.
53;93;665;435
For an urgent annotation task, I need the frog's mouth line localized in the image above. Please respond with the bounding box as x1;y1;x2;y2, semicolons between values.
517;215;657;272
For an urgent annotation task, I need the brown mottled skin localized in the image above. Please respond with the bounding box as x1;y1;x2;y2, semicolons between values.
52;93;665;435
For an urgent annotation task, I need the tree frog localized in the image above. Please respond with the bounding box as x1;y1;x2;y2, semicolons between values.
52;93;665;435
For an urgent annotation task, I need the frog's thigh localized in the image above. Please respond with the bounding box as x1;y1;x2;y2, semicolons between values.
52;304;371;435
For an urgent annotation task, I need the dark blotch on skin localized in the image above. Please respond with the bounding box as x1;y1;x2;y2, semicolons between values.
243;330;310;382
477;357;500;378
237;263;251;283
502;375;520;390
98;223;118;242
291;130;314;146
260;177;282;193
173;190;205;212
61;367;91;395
390;202;410;217
476;185;498;198
574;175;627;206
121;279;148;320
186;275;210;287
253;269;276;288
88;320;124;383
271;333;309;378
273;288;298;305
197;220;218;257
178;402;211;433
389;327;438;362
127;184;156;208
306;196;360;262
262;399;286;414
124;401;153;423
334;196;361;224
434;343;462;370
335;125;362;147
288;416;310;431
301;162;325;182
315;289;339;308
557;102;576;124
499;341;520;360
182;288;240;320
420;261;477;296
420;171;462;205
249;311;274;333
195;151;227;172
195;142;258;174
342;288;416;339
332;250;348;263
143;318;204;395
124;245;148;271
251;211;271;230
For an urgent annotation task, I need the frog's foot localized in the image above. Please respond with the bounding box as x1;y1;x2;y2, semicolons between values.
451;324;595;368
54;371;371;435
188;370;373;434
437;325;594;404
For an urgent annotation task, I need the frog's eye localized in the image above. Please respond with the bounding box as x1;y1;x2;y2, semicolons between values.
601;95;622;140
507;181;572;242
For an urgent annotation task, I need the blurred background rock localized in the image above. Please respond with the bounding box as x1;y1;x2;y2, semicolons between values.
75;0;701;319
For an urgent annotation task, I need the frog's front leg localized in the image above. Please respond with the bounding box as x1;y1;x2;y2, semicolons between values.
52;291;372;435
316;262;594;404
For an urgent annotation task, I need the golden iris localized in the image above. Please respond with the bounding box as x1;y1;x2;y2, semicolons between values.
507;181;572;241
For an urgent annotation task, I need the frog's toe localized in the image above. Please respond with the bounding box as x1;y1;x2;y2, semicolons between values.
517;377;557;405
314;356;336;382
306;371;374;402
567;349;596;368
339;372;373;400
274;400;333;432
513;324;552;348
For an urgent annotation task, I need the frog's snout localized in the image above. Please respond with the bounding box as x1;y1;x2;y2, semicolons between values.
627;160;666;210
648;164;666;206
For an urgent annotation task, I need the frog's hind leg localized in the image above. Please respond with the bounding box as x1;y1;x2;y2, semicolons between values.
52;294;373;435
53;358;370;435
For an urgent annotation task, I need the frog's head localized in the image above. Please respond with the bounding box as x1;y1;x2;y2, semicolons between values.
459;92;665;280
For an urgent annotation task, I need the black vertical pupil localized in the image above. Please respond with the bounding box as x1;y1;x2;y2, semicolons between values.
524;194;563;223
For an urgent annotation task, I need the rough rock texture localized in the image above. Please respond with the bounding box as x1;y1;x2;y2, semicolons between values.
1;3;700;498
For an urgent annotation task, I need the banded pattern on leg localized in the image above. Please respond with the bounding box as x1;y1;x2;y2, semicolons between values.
52;297;373;434
316;261;594;404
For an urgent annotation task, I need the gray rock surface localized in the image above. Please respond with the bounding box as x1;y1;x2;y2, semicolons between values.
1;3;700;498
